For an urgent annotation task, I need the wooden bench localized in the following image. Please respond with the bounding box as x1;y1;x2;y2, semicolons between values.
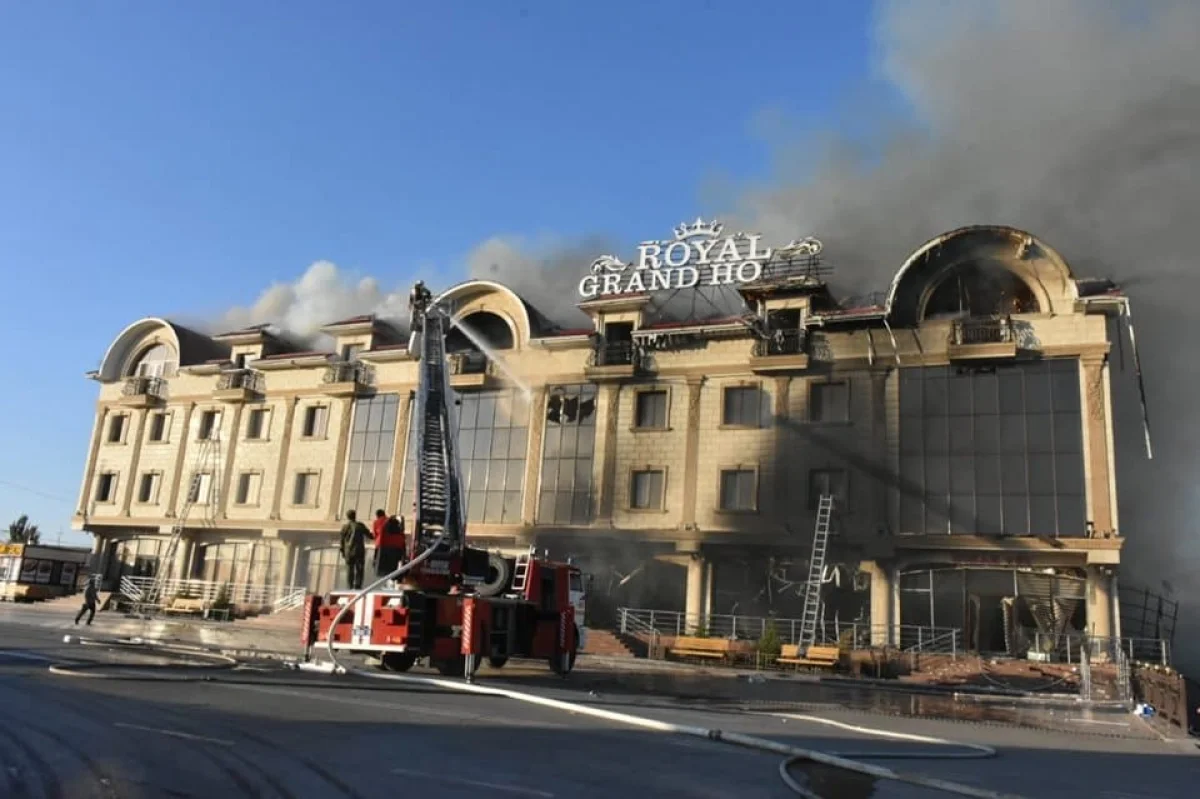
668;636;754;663
776;643;843;670
162;597;209;615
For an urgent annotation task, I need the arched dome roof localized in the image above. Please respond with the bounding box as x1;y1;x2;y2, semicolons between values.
433;280;550;347
97;317;230;381
884;226;1078;326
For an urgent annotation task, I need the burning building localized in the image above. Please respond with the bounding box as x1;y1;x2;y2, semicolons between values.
73;222;1146;655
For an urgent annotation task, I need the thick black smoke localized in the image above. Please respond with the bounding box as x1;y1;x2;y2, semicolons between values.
734;0;1200;670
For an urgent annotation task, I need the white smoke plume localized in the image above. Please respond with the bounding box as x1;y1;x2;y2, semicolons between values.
215;260;417;343
731;0;1200;668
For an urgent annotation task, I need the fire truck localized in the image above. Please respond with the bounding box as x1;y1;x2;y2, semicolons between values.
302;285;586;677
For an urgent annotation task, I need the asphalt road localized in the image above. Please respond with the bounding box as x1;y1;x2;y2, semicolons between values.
0;622;1196;799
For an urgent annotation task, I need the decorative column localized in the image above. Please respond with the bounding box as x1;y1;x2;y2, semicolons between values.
325;397;357;521
680;378;705;528
270;398;300;519
386;390;414;514
78;406;110;515
165;403;197;518
218;403;245;518
521;387;548;524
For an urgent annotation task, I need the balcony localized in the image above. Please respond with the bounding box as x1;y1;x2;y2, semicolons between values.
584;341;649;381
447;350;498;390
749;329;809;373
119;376;167;408
322;360;373;397
948;317;1017;361
214;369;264;402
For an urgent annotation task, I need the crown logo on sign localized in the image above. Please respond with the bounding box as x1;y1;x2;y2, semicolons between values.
673;217;724;240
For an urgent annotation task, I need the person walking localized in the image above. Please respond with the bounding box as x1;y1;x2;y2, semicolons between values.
74;577;99;626
339;510;371;590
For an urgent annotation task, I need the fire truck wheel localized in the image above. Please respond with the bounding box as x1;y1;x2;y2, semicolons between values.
487;655;508;668
380;652;417;672
549;646;577;676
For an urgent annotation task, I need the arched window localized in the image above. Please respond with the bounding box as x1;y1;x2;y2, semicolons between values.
128;342;177;378
922;263;1039;320
444;311;515;353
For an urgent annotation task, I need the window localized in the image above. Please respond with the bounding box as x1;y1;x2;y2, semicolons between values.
810;382;849;423
233;353;249;369
341;394;399;519
342;343;363;361
808;469;848;511
187;472;213;505
719;468;756;511
293;471;318;505
722;386;761;427
148;412;168;442
94;472;117;503
634;390;668;429
107;415;127;443
234;472;261;505
246;408;270;440
301;405;328;438
136;473;159;504
629;469;665;510
537;384;598;525
197;410;221;440
898;361;1086;536
131;342;176;378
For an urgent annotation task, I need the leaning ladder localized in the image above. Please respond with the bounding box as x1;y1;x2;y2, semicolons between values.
798;494;834;653
143;425;222;609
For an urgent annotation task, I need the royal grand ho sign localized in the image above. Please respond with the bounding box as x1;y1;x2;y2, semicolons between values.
578;218;822;300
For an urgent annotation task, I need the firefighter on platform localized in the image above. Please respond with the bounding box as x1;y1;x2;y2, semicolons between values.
339;510;371;590
373;508;407;579
409;280;432;330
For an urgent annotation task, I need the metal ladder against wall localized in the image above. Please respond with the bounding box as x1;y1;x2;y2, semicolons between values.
798;494;834;652
143;422;223;609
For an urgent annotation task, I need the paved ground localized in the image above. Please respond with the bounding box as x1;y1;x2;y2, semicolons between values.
1;622;1196;798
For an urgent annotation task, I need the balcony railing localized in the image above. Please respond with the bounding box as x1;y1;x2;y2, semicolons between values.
447;350;492;376
324;360;373;386
951;316;1013;346
122;376;167;399
216;368;264;393
752;329;807;357
587;341;647;370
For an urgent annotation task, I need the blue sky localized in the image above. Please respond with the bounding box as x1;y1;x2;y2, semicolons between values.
0;1;877;545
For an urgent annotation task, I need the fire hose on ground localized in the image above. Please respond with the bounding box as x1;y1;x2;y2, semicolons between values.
48;540;1019;799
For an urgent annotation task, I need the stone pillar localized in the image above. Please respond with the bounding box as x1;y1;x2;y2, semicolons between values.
680;378;705;528
270;398;300;519
1086;565;1115;641
685;552;708;633
521;386;548;524
78;406;110;516
594;384;622;521
166;403;198;518
218;403;245;519
278;541;298;588
890;565;902;647
173;536;194;580
1081;356;1116;534
119;409;149;515
325;397;357;521
386;390;414;514
859;559;893;647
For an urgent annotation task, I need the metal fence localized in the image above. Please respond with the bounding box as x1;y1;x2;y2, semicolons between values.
1025;629;1171;666
119;575;305;614
616;608;960;655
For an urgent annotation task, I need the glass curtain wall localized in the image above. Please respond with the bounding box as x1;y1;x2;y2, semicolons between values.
537;384;598;525
341;393;400;517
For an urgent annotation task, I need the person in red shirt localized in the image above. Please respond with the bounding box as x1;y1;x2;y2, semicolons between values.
374;508;406;579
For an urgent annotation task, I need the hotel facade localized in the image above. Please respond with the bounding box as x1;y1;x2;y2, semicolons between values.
73;224;1133;651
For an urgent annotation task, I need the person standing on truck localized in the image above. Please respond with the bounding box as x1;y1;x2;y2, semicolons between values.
339;510;371;590
374;509;406;579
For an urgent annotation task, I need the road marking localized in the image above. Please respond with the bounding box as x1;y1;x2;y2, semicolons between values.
217;683;569;729
391;767;554;797
0;650;54;662
1067;718;1130;727
113;722;234;746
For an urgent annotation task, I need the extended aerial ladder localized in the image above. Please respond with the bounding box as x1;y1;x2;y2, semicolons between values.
305;282;583;677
